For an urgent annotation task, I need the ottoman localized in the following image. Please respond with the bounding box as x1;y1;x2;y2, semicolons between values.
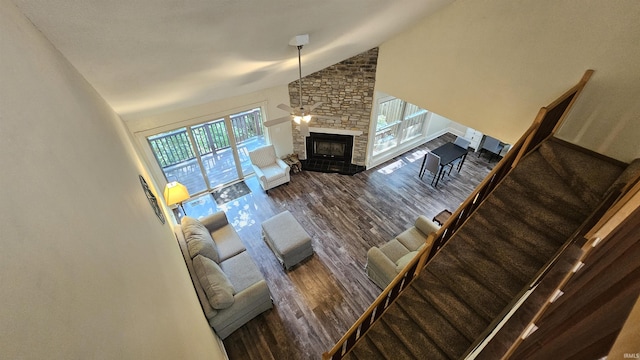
261;211;313;270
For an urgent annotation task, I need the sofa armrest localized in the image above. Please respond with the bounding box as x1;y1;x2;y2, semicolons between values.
276;158;291;172
209;280;272;339
201;211;229;233
414;215;440;236
366;247;398;289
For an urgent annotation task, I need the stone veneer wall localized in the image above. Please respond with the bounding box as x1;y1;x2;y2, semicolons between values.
290;48;378;166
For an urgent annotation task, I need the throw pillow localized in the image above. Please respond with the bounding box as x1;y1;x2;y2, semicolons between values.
181;216;220;263
192;255;235;309
395;251;419;273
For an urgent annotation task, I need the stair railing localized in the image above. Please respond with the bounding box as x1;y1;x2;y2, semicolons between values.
322;69;595;360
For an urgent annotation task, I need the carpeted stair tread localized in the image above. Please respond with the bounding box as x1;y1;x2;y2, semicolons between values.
470;202;566;260
379;291;466;359
351;319;443;360
412;273;490;342
482;190;583;245
451;229;541;285
432;244;522;304
497;171;591;224
344;334;392;360
538;140;625;208
425;252;509;319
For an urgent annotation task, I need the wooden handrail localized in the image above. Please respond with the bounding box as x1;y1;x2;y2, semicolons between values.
322;70;595;360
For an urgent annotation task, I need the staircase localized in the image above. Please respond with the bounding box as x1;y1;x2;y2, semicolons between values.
342;138;626;359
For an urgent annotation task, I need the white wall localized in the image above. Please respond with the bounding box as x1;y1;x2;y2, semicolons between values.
0;1;226;359
376;0;640;162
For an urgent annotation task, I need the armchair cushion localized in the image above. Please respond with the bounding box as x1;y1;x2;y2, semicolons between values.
249;145;277;167
259;163;289;183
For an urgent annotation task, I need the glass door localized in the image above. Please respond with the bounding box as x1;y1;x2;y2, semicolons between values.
148;127;209;195
147;107;266;196
190;118;239;188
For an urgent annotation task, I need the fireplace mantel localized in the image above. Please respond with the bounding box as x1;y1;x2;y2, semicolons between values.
303;127;363;137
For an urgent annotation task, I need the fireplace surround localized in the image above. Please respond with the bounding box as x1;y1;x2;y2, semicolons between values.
303;132;365;175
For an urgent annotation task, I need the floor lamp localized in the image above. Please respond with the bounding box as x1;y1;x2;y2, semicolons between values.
164;181;190;216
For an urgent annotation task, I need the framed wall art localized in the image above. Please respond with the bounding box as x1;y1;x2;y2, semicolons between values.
139;175;165;224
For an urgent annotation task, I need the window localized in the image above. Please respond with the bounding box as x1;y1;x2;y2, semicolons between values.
372;97;428;157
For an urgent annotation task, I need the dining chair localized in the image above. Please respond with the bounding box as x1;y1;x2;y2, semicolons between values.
453;136;471;149
480;135;504;162
422;151;447;186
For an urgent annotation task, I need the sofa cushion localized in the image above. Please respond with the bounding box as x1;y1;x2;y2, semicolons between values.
379;239;410;263
395;251;419;273
211;225;246;262
396;227;427;252
182;216;220;263
192;255;235;309
220;251;266;293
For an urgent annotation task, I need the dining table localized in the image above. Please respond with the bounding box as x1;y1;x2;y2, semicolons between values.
419;142;469;187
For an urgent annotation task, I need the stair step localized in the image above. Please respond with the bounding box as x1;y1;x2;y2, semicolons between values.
496;152;590;213
425;253;509;320
483;189;583;244
471;204;563;261
411;274;489;341
413;273;489;342
453;226;545;281
538;140;624;208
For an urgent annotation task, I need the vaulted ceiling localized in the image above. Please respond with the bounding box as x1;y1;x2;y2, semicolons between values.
11;0;453;120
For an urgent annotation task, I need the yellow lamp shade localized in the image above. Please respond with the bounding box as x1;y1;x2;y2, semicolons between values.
163;181;190;206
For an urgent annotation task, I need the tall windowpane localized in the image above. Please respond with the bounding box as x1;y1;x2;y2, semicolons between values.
400;103;428;143
148;128;208;194
373;98;404;156
231;108;266;177
372;96;429;158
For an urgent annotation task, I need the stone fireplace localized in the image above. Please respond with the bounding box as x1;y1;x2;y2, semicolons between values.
288;48;378;170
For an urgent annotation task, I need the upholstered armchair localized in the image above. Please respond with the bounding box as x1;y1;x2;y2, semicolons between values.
248;145;291;192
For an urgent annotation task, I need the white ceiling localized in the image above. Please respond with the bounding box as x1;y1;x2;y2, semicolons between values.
11;0;453;120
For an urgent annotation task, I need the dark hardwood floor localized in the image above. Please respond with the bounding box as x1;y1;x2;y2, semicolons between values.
213;133;494;359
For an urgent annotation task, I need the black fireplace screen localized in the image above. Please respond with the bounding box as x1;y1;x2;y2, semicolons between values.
306;133;353;163
315;141;346;157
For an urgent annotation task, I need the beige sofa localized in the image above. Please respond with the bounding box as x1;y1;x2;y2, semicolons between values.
365;216;439;289
175;211;272;339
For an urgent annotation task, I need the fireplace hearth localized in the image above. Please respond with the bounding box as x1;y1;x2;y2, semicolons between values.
303;132;365;175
